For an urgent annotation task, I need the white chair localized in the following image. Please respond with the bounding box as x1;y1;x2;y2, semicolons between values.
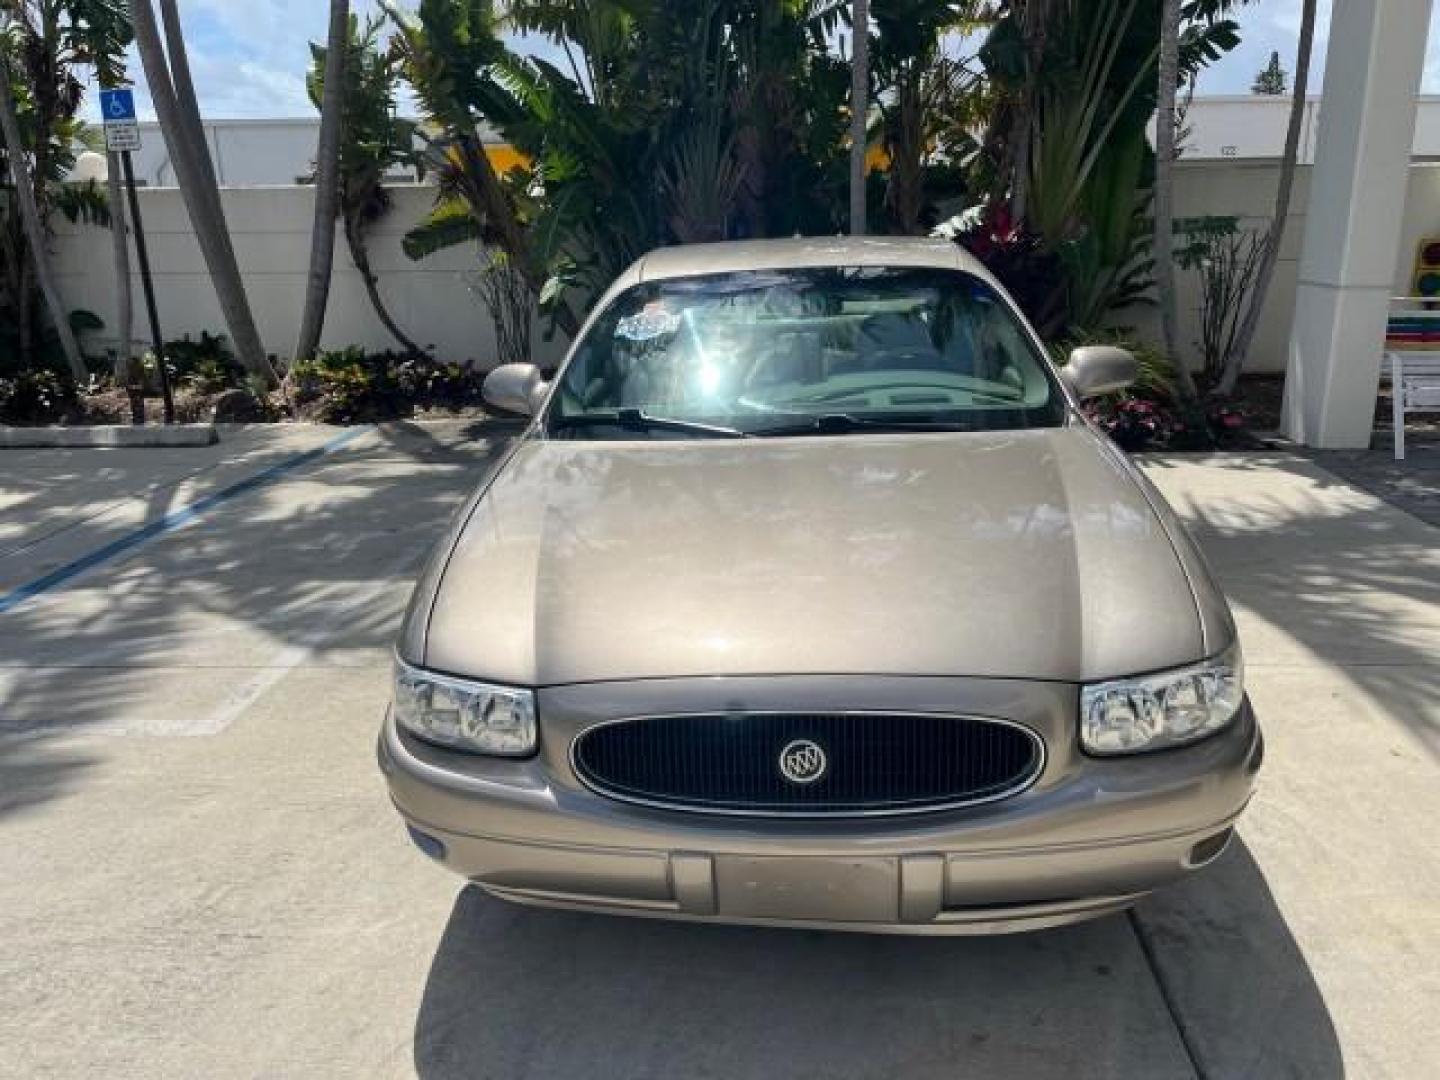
1383;300;1440;460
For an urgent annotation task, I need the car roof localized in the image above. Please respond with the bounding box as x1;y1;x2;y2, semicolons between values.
627;236;991;285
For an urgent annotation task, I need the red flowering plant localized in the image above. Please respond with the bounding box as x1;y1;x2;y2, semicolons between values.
1046;332;1183;451
946;202;1067;336
1210;401;1247;431
1086;386;1253;453
1084;396;1183;452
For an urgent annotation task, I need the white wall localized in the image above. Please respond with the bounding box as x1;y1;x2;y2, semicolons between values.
1125;160;1440;374
49;160;1440;376
53;184;567;370
121;119;496;188
1122;161;1308;374
102;100;1440;190
129;120;327;188
1175;97;1320;163
1177;96;1440;164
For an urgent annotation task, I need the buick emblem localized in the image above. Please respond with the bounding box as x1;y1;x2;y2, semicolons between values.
778;739;827;784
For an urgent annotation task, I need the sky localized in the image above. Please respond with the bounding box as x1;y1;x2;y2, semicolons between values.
84;0;1440;123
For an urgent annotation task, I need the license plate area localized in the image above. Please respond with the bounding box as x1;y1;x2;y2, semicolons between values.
714;855;899;923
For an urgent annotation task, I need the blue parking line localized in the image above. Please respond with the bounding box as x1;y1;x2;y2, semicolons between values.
0;426;372;616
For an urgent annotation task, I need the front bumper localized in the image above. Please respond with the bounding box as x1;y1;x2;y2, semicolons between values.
379;677;1262;935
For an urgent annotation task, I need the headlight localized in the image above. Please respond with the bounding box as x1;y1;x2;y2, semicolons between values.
393;656;537;756
1081;644;1244;755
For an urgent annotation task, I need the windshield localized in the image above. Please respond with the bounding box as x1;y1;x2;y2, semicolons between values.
546;266;1067;438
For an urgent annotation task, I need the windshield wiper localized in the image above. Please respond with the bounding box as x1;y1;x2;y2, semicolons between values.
748;413;979;437
553;409;752;439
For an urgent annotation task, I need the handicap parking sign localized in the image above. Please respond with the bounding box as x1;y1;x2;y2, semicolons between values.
99;88;141;152
100;88;136;121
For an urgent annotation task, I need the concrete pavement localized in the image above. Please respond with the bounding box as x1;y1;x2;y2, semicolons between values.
0;425;1435;1078
1140;453;1439;1080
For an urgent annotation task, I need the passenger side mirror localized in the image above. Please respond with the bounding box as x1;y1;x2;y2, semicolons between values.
482;363;549;417
1060;346;1138;399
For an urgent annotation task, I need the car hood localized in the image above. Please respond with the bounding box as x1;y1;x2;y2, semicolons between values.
421;426;1213;686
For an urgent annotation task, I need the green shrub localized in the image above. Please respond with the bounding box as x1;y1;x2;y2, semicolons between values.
401;357;485;411
288;348;487;423
1049;331;1241;452
163;331;245;394
288;347;382;423
0;314;108;382
0;369;78;425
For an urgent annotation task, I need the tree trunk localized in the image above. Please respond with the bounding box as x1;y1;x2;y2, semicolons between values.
1008;0;1049;223
0;51;86;381
136;0;275;385
158;0;221;198
1;219;24;362
1216;0;1318;397
295;0;349;362
18;257;34;365
1152;0;1196;399
105;151;141;423
157;0;235;289
883;69;926;236
345;211;423;356
849;0;869;236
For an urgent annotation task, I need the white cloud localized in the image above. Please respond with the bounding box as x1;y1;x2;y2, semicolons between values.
84;0;392;120
80;1;1440;122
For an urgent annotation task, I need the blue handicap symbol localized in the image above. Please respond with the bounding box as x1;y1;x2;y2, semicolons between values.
100;88;136;122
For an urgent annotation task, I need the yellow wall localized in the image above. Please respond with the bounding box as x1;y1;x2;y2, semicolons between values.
482;143;888;174
485;145;530;174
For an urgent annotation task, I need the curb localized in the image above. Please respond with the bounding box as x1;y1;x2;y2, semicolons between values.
0;424;220;448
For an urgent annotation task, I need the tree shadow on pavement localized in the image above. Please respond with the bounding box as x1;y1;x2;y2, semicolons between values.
0;734;100;818
1144;452;1440;761
0;420;516;817
412;839;1341;1080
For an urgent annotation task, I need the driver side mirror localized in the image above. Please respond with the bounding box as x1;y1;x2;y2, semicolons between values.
1060;346;1138;399
482;363;550;417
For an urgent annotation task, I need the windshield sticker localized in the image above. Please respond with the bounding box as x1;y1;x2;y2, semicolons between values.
617;303;682;342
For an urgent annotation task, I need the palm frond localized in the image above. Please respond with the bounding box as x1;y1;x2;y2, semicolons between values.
403;197;484;260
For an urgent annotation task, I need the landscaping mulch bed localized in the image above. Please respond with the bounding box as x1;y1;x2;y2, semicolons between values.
1231;373;1440;438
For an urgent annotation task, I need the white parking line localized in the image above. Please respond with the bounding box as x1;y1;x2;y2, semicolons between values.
196;544;425;737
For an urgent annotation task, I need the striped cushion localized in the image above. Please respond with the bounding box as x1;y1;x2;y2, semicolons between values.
1387;314;1440;348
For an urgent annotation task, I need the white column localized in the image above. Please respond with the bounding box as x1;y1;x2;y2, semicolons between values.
1282;0;1434;448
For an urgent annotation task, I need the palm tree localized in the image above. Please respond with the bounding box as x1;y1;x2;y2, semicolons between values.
0;44;85;380
849;0;869;236
1217;0;1317;396
1152;0;1196;398
1;1;132;373
295;0;349;363
871;1;987;235
131;0;275;385
1005;0;1053;225
309;14;423;356
382;0;578;338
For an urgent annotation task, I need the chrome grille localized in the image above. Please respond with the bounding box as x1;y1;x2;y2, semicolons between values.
570;712;1044;816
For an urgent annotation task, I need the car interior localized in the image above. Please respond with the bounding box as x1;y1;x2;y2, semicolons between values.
555;270;1057;424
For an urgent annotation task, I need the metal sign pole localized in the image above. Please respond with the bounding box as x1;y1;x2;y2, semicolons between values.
119;151;174;425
